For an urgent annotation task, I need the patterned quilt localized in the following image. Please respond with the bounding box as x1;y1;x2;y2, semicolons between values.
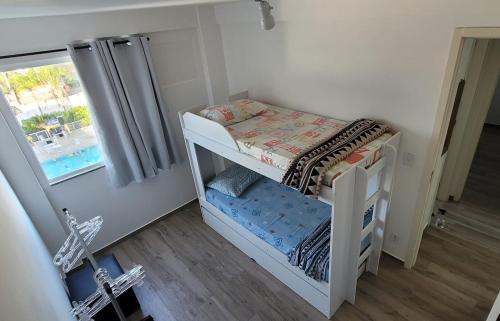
227;105;346;170
226;105;392;188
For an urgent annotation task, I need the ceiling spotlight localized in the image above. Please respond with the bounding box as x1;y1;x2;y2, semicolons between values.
255;0;275;30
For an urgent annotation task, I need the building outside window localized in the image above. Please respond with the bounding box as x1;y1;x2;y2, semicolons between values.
0;59;103;183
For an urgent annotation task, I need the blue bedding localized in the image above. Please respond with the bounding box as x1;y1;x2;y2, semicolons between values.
206;177;332;256
205;177;374;282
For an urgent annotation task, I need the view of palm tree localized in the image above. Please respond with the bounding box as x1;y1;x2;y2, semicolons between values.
1;63;81;117
0;62;103;181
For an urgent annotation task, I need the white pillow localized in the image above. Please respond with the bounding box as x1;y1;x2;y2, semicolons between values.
232;99;268;116
199;99;268;126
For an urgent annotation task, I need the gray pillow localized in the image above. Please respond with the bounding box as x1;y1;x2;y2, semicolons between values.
206;164;262;197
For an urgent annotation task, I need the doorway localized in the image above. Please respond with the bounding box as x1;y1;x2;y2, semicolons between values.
407;28;500;268
437;121;500;239
434;37;500;245
462;94;500;214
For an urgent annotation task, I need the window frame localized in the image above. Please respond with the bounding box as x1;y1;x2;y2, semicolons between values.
0;51;104;185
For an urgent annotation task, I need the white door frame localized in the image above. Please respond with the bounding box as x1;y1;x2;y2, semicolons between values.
405;27;500;268
421;38;477;227
440;41;500;201
437;39;489;202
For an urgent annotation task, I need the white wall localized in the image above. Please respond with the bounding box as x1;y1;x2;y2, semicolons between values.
0;108;67;253
0;169;74;321
486;80;500;125
214;0;500;260
0;5;228;253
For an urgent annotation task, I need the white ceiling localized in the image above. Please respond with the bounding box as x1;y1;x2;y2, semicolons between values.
0;0;235;19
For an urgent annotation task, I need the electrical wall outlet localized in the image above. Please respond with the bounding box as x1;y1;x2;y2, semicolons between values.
402;152;415;167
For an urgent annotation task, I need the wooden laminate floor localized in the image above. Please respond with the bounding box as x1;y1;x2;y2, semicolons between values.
434;124;500;255
461;124;500;216
109;198;500;321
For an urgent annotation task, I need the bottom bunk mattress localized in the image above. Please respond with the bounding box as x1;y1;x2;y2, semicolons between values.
206;177;331;256
205;177;373;282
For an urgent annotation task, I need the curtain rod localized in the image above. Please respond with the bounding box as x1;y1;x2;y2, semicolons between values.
0;38;150;60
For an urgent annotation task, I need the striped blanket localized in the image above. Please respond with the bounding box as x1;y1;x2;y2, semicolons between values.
282;119;388;198
289;217;332;281
289;206;374;282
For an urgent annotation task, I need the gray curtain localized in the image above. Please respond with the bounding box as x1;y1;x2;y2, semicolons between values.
67;36;179;187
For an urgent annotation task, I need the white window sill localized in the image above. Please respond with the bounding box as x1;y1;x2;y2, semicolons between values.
48;162;105;186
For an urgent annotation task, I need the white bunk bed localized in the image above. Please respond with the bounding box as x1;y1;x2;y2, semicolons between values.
179;95;400;318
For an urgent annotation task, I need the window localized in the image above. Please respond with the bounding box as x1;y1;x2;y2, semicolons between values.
0;58;103;183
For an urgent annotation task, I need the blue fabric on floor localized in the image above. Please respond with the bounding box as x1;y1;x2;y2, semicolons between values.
205;177;332;256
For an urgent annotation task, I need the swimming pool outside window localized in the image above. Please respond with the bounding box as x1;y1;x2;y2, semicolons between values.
0;59;104;183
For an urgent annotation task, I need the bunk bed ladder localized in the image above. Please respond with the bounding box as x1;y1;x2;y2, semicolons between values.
367;143;397;274
345;142;398;303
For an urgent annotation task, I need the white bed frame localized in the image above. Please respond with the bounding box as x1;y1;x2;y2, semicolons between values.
179;96;400;318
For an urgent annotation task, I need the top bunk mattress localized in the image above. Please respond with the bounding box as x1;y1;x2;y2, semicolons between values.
226;105;392;187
